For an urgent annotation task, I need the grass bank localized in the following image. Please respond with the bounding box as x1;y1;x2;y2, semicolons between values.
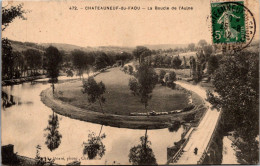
40;68;205;129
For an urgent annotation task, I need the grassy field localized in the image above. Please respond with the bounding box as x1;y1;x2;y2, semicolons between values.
55;68;190;115
155;68;191;78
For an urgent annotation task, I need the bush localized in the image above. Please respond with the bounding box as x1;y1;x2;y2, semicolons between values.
159;70;166;81
128;65;134;75
123;66;128;73
66;69;74;77
183;113;195;122
182;104;195;112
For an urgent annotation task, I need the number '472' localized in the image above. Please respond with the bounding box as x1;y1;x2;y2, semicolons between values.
69;6;78;10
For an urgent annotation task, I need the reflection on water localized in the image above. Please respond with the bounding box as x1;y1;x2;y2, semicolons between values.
2;82;184;165
35;144;55;166
83;125;106;160
2;91;16;109
129;129;157;165
44;112;62;152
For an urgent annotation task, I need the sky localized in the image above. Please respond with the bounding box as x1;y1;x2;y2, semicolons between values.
2;0;259;47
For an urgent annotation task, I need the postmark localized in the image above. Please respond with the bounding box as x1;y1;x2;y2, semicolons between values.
210;1;256;52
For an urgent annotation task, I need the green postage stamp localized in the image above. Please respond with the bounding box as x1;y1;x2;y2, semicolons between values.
211;1;246;44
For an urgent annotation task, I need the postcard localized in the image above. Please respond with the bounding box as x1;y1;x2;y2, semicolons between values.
1;0;259;165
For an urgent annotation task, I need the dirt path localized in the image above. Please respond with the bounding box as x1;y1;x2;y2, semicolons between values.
172;82;221;164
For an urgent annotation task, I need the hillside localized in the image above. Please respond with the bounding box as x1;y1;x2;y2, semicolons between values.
144;44;188;50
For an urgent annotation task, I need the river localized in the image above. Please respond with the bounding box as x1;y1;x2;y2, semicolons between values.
1;80;184;165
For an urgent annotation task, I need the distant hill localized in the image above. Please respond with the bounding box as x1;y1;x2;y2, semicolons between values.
9;40;192;53
10;40;45;52
40;43;85;52
143;44;188;50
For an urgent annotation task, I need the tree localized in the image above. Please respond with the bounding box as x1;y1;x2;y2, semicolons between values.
83;125;106;159
72;50;86;79
151;54;160;67
82;77;106;113
198;40;207;48
85;52;95;77
128;65;134;75
168;121;181;132
190;56;196;78
45;46;62;94
183;56;187;69
207;55;219;75
128;64;158;115
2;38;15;79
207;52;259;164
13;51;24;78
163;56;172;67
23;49;42;76
133;46;151;63
203;45;213;59
172;56;182;69
188;43;195;51
2;4;26;79
167;71;177;88
44;112;62;152
94;51;110;70
2;4;26;31
129;129;157;165
159;70;166;80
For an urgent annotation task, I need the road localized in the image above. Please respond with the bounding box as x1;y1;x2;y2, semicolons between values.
171;81;221;164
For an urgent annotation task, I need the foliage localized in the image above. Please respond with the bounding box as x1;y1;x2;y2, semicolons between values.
45;46;62;79
129;132;157;165
168;71;177;82
82;77;106;113
45;46;62;93
83;131;106;159
44;113;62;152
168;121;181;132
66;69;74;77
133;46;151;63
163;56;172;67
203;45;213;58
2;38;14;79
183;113;195;122
198;39;207;48
172;56;182;69
128;65;134;75
35;145;55;166
207;52;259;164
166;71;177;88
95;51;111;70
115;51;133;62
188;43;195;51
72;50;87;78
129;77;140;96
159;70;166;84
129;64;158;110
2;4;26;31
207;55;219;75
23;49;42;72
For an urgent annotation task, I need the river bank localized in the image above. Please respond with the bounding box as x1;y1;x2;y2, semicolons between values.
2;75;46;86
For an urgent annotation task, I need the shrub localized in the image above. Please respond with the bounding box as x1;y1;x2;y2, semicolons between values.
182;104;195;112
128;65;134;75
159;70;166;81
183;113;195;122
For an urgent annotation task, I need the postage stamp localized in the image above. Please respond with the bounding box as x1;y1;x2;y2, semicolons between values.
211;1;246;44
210;0;256;51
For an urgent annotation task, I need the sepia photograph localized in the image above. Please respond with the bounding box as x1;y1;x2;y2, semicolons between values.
1;0;259;165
